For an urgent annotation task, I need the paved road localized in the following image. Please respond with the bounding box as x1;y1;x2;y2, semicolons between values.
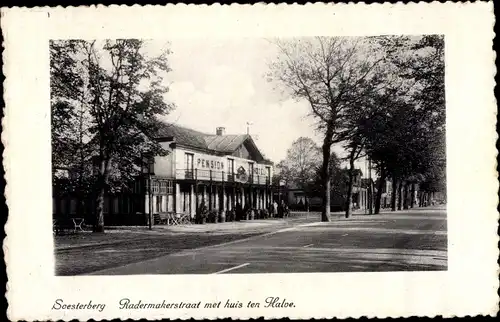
90;206;447;275
55;215;318;275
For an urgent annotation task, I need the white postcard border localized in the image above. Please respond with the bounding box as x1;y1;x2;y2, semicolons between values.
2;2;498;320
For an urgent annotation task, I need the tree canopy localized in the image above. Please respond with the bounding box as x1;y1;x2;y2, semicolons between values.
50;39;175;231
268;35;446;217
275;137;321;190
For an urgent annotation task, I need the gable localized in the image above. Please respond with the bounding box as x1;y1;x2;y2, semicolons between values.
231;139;264;162
232;143;251;159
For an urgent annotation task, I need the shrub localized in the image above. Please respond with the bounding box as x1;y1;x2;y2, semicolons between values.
196;204;208;224
208;210;219;223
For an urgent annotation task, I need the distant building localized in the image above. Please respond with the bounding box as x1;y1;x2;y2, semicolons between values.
376;178;446;208
284;170;372;212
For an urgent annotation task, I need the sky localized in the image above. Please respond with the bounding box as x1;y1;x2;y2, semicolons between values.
148;38;370;175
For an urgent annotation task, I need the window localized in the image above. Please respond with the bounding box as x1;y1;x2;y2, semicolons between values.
266;166;271;182
152;181;160;194
134;180;142;193
141;153;155;174
227;159;235;181
156;195;163;213
160;181;167;194
159;180;173;195
228;159;234;174
248;162;254;180
185;153;194;170
185;153;194;178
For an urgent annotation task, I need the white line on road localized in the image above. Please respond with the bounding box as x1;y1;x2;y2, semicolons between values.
228;246;447;257
297;226;447;235
303;244;314;248
213;263;250;274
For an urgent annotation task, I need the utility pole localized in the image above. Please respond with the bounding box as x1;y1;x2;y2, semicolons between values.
364;157;368;215
368;157;373;215
148;157;154;230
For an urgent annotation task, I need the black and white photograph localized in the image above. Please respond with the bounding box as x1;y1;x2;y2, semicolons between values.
51;35;447;275
3;3;497;320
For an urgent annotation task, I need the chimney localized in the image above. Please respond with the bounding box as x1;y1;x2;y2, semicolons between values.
216;127;225;136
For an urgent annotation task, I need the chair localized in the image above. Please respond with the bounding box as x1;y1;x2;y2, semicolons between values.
72;218;85;233
178;212;192;225
170;212;180;225
52;219;58;235
156;212;177;225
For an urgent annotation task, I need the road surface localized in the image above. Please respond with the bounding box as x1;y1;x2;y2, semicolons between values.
89;206;447;275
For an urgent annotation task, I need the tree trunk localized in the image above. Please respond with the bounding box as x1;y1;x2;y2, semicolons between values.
397;181;403;210
320;139;332;222
321;177;331;222
374;167;386;214
391;177;397;211
403;181;409;210
410;183;416;208
368;181;373;215
345;157;355;218
94;157;111;233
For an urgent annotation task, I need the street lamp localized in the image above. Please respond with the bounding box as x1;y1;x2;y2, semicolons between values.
147;157;155;230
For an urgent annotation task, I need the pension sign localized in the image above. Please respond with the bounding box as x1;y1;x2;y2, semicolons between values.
196;157;225;170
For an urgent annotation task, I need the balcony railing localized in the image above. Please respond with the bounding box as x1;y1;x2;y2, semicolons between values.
176;169;270;185
185;170;194;180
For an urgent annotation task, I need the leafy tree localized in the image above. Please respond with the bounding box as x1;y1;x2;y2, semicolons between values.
51;40;97;217
268;37;387;221
50;40;86;171
362;35;445;212
50;39;175;232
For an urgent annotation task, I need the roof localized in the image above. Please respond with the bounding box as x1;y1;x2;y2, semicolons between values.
154;120;272;164
204;134;249;153
156;122;208;150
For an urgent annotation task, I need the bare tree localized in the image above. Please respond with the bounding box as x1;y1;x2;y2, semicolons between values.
268;37;386;221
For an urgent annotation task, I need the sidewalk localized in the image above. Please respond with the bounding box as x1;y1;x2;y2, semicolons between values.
55;217;302;251
55;207;439;251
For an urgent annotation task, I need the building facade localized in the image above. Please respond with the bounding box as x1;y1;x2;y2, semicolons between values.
53;123;274;225
145;124;274;219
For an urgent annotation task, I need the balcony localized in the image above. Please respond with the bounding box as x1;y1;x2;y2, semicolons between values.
175;169;270;185
184;170;194;180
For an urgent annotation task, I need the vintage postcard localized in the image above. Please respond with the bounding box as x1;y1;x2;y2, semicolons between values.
2;2;498;320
